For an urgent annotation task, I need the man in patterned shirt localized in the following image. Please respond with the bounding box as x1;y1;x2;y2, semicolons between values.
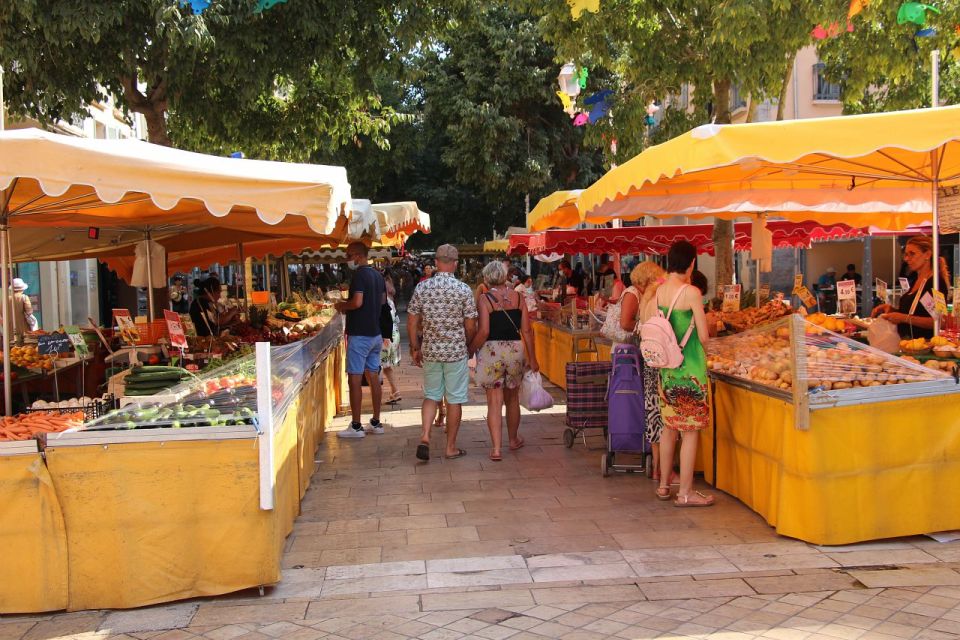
407;244;478;461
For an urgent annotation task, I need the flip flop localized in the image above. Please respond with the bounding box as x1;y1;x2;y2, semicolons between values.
508;437;525;451
489;451;503;461
655;487;672;501
674;491;715;508
386;394;402;405
415;443;430;461
445;449;467;460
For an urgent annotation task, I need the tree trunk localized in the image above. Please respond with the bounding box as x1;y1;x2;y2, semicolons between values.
776;52;797;121
142;106;172;146
711;79;735;288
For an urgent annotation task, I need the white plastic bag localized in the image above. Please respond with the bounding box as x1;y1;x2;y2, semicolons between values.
867;318;900;354
519;371;553;411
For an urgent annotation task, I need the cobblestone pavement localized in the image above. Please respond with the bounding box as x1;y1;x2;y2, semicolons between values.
3;321;960;639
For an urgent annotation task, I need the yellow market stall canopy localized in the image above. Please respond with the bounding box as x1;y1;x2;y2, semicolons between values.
527;189;582;231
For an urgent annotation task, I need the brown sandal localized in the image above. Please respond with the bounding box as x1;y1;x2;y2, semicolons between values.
674;491;715;508
655;487;672;501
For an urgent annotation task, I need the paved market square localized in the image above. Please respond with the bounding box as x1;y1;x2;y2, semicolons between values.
3;326;960;640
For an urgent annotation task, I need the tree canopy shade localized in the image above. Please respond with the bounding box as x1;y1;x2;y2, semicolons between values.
318;4;607;245
0;0;460;153
817;0;960;113
526;0;848;285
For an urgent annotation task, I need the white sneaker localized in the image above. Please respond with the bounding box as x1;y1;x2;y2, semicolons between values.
338;424;366;438
367;420;386;435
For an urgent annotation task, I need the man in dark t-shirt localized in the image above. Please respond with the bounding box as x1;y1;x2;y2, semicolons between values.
334;242;387;438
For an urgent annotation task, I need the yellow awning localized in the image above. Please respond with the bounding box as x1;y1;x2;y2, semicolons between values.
527;190;583;231
580;106;960;230
483;239;509;253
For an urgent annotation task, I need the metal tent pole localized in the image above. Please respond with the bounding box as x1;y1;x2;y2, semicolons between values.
144;230;155;322
0;218;10;416
932;151;941;335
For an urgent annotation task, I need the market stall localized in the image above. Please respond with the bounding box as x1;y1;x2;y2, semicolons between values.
0;313;344;612
576;106;960;544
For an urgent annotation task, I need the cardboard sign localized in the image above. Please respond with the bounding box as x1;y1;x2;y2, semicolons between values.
37;332;71;355
920;291;936;317
792;274;804;293
112;309;140;346
836;279;857;315
875;278;888;304
933;290;948;316
796;285;817;309
64;325;89;357
722;284;741;313
954;277;960;311
758;283;771;304
898;277;911;292
163;310;188;349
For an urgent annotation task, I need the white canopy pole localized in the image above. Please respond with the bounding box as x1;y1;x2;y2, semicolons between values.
0;209;10;416
145;229;155;322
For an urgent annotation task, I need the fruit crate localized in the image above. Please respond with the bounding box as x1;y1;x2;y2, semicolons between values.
22;394;115;422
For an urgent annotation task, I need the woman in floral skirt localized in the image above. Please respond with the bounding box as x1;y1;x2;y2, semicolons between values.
468;261;540;461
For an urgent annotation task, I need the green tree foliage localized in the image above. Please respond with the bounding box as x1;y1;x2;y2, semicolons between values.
0;0;457;151
526;0;845;285
817;0;960;113
320;4;607;245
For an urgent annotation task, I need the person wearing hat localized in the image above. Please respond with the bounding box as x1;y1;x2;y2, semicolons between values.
815;267;838;314
407;244;478;461
8;278;37;344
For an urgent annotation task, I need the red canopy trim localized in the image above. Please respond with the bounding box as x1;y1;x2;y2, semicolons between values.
526;221;865;256
506;233;536;255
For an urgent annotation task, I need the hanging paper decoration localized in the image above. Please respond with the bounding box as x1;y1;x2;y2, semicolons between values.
646;101;661;117
915;27;937;37
568;0;600;20
610;138;617;155
180;0;210;13
230;151;245;159
555;91;575;115
254;0;288;13
573;113;590;126
897;2;940;26
583;89;613;106
587;97;612;124
812;22;842;40
848;0;868;18
645;115;656;126
577;67;589;90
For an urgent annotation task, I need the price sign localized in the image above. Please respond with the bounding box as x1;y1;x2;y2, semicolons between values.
836;279;857;315
920;291;936;317
64;325;89;357
875;278;888;304
722;284;741;313
796;285;817;309
37;332;71;355
163;310;188;349
933;290;948;316
112;309;140;346
758;283;771;304
792;274;804;294
898;277;911;292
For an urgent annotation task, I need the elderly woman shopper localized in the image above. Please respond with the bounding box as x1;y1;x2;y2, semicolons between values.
617;261;675;483
468;261;540;461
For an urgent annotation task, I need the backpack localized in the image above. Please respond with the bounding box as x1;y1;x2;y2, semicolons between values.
639;285;695;369
600;287;639;344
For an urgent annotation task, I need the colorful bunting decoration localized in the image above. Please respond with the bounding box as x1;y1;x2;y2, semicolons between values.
573;113;590;127
897;2;940;26
916;27;937;37
848;0;868;18
811;22;842;40
577;67;589;90
180;0;211;14
583;89;613;106
254;0;288;13
556;91;575;114
568;0;600;20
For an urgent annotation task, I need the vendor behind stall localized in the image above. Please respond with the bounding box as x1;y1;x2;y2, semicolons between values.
558;259;585;302
871;235;949;340
190;277;238;337
596;256;625;305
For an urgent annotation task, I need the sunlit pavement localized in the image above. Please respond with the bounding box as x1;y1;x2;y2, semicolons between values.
3;318;960;639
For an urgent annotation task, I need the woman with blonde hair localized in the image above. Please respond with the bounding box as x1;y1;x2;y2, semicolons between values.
872;235;950;339
469;261;540;461
618;260;674;483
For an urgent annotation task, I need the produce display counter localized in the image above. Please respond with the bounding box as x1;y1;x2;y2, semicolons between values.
0;316;345;613
532;321;600;390
708;315;960;545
